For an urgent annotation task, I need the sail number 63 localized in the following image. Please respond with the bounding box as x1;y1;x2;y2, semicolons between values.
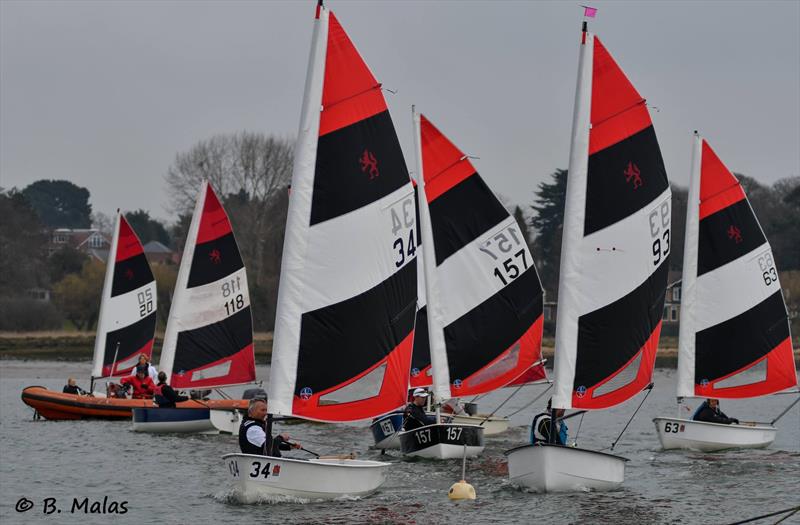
649;200;670;266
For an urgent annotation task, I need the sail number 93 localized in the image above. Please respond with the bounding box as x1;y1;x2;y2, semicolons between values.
649;200;670;266
390;196;416;268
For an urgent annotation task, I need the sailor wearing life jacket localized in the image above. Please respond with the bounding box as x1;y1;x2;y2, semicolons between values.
238;397;300;456
119;365;156;399
530;398;568;445
153;372;189;408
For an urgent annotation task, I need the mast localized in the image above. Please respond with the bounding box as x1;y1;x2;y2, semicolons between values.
551;23;592;410
159;181;207;384
268;3;328;416
676;132;702;399
90;210;121;381
412;107;451;402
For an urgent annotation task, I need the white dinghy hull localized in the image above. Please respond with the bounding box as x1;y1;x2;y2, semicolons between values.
210;409;243;434
222;453;389;502
505;444;627;493
653;417;776;452
446;414;509;436
398;423;484;459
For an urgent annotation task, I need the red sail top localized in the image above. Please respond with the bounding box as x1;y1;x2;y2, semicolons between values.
116;215;145;262
319;12;387;137
589;36;651;155
195;183;233;245
419;114;477;202
699;140;746;220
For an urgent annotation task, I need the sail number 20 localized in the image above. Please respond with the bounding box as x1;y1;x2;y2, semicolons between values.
649;200;671;266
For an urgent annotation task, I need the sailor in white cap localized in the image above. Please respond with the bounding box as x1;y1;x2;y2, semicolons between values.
403;388;436;431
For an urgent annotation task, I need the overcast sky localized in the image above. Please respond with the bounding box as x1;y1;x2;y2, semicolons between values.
1;0;798;224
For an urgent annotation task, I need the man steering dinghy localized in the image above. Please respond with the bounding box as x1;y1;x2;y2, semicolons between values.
239;398;302;457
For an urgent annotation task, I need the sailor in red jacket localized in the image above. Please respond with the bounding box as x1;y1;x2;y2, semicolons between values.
120;365;156;399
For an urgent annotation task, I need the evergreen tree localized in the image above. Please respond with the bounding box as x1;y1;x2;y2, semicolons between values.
21;180;92;228
530;169;567;298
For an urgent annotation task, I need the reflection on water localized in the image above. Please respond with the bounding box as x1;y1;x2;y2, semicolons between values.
0;361;797;524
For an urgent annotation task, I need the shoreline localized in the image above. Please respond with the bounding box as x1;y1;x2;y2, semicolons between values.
1;332;798;368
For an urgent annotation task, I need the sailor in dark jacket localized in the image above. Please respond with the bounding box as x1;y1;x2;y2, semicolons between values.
153;372;189;408
62;377;87;395
403;388;436;431
693;398;739;425
239;398;301;457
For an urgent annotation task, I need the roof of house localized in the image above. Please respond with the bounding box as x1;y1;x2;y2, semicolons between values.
143;240;172;254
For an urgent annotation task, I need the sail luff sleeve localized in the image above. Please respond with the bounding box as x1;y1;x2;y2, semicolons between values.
676;133;702;398
268;7;328;416
552;30;593;411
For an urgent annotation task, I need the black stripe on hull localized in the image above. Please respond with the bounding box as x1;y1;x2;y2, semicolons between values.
399;424;484;454
585;125;669;236
444;265;543;382
173;306;253;373
187;232;244;288
102;311;157;367
295;261;417;396
695;291;789;383
574;261;668;390
411;306;431;373
111;253;154;297
428;172;510;266
311;110;410;226
698;199;766;277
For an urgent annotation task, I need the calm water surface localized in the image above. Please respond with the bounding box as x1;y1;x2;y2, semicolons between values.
1;360;798;524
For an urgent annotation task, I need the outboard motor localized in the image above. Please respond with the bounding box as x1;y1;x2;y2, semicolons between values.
242;388;268;400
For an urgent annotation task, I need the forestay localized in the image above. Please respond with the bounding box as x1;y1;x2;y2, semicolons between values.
268;4;417;421
91;213;157;378
552;28;670;410
414;112;545;401
676;135;797;398
159;181;255;389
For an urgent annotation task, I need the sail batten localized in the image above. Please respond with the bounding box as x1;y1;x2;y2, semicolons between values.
269;5;416;421
677;135;797;398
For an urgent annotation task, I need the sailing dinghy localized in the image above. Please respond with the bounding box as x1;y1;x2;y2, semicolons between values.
223;2;415;501
22;213;162;419
132;181;255;433
506;22;670;492
395;111;546;460
653;134;798;452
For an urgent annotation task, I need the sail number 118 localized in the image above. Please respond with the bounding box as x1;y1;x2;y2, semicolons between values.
222;276;244;316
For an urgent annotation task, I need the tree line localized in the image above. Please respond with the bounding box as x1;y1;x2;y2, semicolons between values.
1;131;797;337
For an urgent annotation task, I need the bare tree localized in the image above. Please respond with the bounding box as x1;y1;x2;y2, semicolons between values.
165;131;294;331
